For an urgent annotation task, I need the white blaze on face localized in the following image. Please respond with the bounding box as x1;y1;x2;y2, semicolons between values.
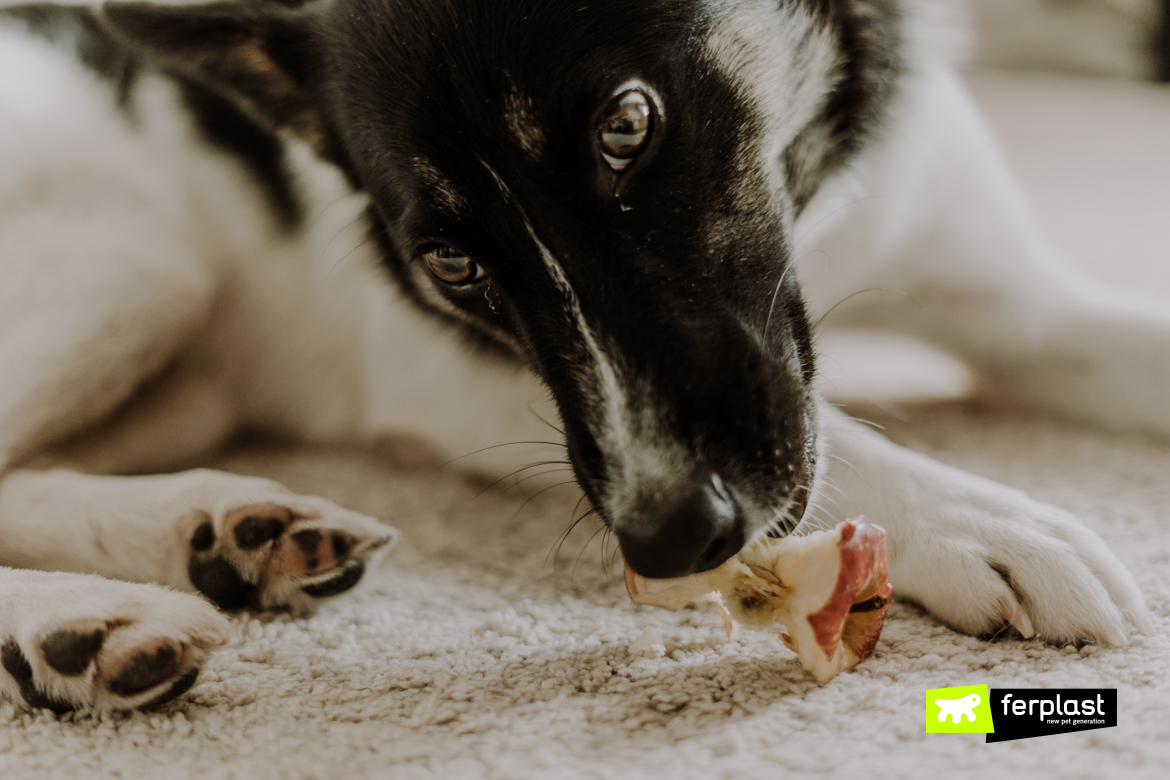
521;222;700;517
477;163;625;449
519;221;628;446
477;156;689;514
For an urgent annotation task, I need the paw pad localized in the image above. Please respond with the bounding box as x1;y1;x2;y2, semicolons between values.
188;552;258;610
284;528;355;576
3;630;197;712
40;623;107;677
183;502;395;611
301;561;366;598
190;521;216;552
106;639;181;697
2;640;73;713
233;512;289;550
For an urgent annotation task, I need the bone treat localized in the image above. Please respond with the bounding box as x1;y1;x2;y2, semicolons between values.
624;518;891;684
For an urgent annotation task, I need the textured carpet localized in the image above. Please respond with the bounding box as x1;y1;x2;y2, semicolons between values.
2;73;1168;780
3;406;1168;780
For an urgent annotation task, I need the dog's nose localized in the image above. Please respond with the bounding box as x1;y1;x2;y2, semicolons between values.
617;473;746;579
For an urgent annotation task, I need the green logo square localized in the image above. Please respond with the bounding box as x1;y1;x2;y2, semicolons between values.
926;685;995;734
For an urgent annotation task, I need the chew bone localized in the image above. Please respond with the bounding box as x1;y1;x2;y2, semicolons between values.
624;517;891;684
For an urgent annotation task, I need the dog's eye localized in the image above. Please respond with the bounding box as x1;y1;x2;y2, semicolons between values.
422;245;485;286
599;90;652;171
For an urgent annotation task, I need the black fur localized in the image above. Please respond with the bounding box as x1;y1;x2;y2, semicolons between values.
1;3;140;105
81;0;902;576
1;2;304;228
320;0;822;531
179;78;304;230
785;0;903;213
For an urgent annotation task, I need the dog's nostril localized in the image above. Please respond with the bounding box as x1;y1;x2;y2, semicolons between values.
692;477;744;571
694;521;744;571
616;472;746;579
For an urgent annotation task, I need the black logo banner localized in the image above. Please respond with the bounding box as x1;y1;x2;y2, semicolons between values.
986;688;1117;743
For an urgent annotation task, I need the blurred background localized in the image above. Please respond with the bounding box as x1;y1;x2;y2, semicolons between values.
819;0;1170;407
967;0;1168;292
971;0;1167;80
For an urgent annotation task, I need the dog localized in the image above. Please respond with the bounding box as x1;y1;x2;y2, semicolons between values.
0;0;1160;712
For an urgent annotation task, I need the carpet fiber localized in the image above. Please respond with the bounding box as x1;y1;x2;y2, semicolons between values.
2;73;1168;780
3;405;1168;779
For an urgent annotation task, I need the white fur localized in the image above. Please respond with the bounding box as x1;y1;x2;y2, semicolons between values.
795;67;1170;437
705;0;841;197
791;67;1160;645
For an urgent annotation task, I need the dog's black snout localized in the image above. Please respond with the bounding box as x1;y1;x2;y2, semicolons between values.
617;473;746;579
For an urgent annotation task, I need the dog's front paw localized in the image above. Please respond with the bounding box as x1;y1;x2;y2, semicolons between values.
1;573;229;712
180;486;397;613
890;496;1154;646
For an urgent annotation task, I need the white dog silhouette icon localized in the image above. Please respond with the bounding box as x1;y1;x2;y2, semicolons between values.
935;693;981;723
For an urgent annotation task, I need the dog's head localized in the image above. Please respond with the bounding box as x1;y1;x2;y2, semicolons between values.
105;0;894;578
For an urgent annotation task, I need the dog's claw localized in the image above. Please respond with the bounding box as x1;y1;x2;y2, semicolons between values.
1128;611;1157;637
1096;623;1129;647
1000;601;1035;639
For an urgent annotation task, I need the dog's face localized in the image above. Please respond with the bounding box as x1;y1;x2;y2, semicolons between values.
106;0;853;578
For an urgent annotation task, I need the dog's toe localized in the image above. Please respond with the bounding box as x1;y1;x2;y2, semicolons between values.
184;498;397;612
898;501;1148;647
1;580;229;713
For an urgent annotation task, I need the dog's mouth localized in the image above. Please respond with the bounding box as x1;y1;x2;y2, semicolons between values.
608;433;818;580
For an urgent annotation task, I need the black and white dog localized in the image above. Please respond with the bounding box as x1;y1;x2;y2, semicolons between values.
0;0;1161;712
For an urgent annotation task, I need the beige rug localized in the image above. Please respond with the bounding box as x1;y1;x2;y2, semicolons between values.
2;402;1168;779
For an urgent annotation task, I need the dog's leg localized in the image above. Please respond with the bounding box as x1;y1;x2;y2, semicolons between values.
0;168;224;468
0;156;395;710
0;466;394;712
0;566;230;712
797;69;1170;436
811;403;1153;645
0;467;398;614
795;70;1159;643
0;159;245;710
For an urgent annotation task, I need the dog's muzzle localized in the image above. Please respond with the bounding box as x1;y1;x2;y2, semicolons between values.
615;470;746;579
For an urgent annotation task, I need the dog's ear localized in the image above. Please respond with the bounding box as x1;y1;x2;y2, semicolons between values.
100;1;328;150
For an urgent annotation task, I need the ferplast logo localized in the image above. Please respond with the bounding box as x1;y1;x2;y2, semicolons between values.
925;685;995;734
985;689;1117;743
925;687;1118;742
